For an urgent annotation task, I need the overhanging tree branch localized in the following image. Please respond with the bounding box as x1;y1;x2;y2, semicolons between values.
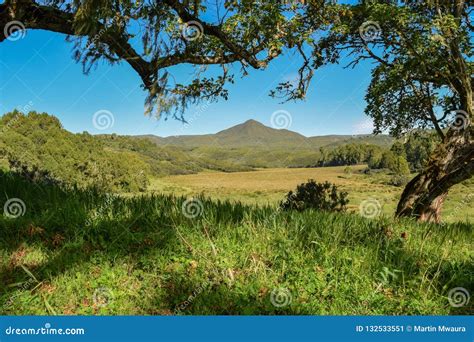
0;0;289;115
1;0;156;89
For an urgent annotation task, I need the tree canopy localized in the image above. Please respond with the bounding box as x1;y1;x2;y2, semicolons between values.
272;0;473;221
1;0;328;119
273;0;473;139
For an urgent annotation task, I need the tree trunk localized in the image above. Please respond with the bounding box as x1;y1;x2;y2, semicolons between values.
396;127;474;223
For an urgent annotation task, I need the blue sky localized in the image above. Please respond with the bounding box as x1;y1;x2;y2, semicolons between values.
0;29;375;137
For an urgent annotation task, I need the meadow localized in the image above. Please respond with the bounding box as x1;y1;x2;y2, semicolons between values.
1;170;472;315
151;166;474;223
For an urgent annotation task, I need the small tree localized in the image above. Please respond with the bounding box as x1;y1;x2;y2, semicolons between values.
392;156;410;176
280;180;348;212
367;149;383;169
379;151;397;170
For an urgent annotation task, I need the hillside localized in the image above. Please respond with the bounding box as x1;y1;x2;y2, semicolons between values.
140;119;393;149
0;112;150;191
0;111;253;191
213;119;308;147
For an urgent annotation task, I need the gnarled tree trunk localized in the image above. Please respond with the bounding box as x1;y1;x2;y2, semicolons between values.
396;127;474;223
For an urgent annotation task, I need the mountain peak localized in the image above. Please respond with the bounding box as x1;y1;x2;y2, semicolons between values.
211;118;307;147
241;119;264;126
217;119;272;137
232;119;268;131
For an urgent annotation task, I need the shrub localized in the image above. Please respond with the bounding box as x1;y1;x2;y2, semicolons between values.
388;175;410;187
280;179;349;212
391;156;411;175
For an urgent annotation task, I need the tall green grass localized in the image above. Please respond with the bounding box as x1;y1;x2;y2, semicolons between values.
0;171;472;315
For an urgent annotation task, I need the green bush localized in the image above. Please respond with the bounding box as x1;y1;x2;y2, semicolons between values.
388;175;410;187
280;179;348;212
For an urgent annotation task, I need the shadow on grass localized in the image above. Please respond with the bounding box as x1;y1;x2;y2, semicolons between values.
373;229;473;315
0;171;267;314
0;172;176;309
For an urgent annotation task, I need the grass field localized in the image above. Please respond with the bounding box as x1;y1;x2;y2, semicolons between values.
1;171;472;315
150;166;474;223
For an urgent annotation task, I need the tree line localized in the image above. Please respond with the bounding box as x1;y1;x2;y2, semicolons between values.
315;134;436;175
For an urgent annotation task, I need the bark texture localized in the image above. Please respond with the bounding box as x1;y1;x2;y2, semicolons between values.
396;126;474;222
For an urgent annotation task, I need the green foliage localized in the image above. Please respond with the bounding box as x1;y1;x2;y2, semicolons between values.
0;111;149;192
402;132;438;171
388;175;410;187
390;141;406;159
7;0;302;118
298;1;473;137
369;150;410;176
392;156;411;176
363;132;436;173
316;143;386;168
97;134;253;175
367;148;383;169
280;180;348;212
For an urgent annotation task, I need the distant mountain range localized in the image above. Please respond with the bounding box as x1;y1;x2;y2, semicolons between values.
139;119;393;149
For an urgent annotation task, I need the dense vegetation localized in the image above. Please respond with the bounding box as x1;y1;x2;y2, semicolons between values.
280;180;348;212
2;0;472;224
0;111;149;192
1;0;471;317
1;171;472;315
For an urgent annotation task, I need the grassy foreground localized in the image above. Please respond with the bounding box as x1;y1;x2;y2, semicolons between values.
1;171;473;315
